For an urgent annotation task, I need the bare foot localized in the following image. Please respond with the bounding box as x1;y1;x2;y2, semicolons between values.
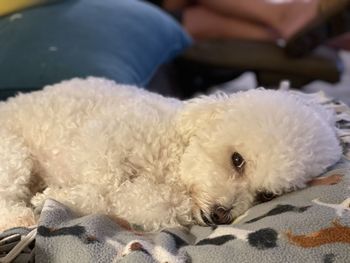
268;0;319;40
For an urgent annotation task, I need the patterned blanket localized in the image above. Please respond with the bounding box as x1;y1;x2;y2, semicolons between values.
1;91;350;263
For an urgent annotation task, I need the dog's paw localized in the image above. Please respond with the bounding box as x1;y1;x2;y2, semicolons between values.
0;205;36;232
0;215;36;232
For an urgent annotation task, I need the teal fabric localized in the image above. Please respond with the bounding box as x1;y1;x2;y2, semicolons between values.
0;0;192;99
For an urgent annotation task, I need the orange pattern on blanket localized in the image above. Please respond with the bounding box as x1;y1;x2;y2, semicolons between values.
286;220;350;248
107;215;145;236
307;174;343;186
108;215;133;231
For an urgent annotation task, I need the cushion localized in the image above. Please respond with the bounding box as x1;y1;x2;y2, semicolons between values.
0;0;192;100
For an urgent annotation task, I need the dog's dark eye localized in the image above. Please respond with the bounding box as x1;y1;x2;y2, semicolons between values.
231;152;245;172
255;191;277;203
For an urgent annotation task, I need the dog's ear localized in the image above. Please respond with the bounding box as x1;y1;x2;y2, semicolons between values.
175;93;229;138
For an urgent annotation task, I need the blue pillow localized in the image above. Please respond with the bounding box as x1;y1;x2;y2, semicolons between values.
0;0;192;99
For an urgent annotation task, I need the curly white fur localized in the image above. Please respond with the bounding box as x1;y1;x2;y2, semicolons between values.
0;77;342;231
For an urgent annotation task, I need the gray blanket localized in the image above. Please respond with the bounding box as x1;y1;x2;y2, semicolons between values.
1;91;350;263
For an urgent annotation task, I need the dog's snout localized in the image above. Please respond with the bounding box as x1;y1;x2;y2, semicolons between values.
210;206;233;225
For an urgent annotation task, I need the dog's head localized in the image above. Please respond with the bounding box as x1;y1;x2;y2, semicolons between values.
177;89;342;226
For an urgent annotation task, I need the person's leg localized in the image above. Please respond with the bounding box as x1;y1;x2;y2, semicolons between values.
196;0;319;40
182;6;277;41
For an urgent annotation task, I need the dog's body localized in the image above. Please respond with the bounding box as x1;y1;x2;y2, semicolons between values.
0;78;342;231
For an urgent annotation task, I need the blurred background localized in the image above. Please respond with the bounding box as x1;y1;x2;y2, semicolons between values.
0;0;349;103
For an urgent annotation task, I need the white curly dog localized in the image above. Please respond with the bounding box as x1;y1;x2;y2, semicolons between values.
0;77;342;231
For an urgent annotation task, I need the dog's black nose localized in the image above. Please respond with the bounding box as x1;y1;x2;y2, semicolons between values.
210;206;233;225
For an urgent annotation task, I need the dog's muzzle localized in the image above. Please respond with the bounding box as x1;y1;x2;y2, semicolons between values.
201;206;234;225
